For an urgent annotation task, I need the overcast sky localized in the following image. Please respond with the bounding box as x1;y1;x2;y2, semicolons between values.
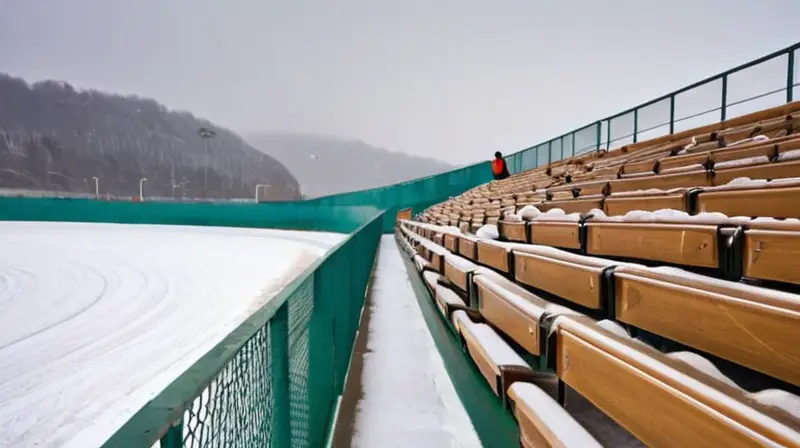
2;0;799;164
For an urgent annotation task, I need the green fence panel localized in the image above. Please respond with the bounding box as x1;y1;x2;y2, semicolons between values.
0;197;380;234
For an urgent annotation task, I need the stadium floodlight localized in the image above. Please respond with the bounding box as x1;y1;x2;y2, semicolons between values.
197;127;217;198
139;177;147;200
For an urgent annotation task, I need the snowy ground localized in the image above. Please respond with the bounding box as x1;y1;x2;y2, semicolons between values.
351;236;481;448
0;221;344;448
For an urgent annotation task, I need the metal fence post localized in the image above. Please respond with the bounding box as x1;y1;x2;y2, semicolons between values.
789;50;796;103
633;109;639;143
669;95;676;134
159;419;184;448
570;133;575;158
607;119;612;150
270;303;291;448
721;74;728;121
595;121;601;151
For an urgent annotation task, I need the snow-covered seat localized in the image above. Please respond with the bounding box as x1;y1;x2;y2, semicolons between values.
713;159;800;185
418;238;447;273
451;310;538;404
512;244;620;312
435;285;468;322
507;382;602;448
474;268;581;357
608;169;712;193
621;158;658;177
443;253;480;298
546;179;610;197
529;211;584;250
422;270;441;293
476;239;516;274
613;264;800;385
455;233;479;261
537;195;605;215
743;219;800;286
497;219;529;243
696;177;800;219
584;211;740;271
603;187;690;216
443;232;459;252
553;316;800;447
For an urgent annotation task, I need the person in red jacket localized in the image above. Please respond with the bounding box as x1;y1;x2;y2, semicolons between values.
491;151;510;180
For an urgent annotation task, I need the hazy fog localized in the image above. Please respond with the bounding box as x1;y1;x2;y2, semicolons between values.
2;0;799;164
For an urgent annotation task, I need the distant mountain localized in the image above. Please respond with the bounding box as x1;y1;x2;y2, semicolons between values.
0;74;300;200
246;132;455;198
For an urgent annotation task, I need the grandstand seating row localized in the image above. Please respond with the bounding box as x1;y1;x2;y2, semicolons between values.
399;102;800;447
397;221;800;447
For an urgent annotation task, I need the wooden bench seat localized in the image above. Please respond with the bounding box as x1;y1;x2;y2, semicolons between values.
474;269;580;357
554;316;800;447
609;169;712;193
603;189;689;216
422;270;441;292
696;178;800;218
530;218;583;250
413;254;431;272
538;195;605;214
743;220;800;286
452;310;539;404
655;152;709;173
456;234;479;261
443;253;480;301
419;238;448;273
498;220;529;243
435;284;467;321
477;239;516;274
613;264;800;385
512;244;620;311
508;382;602;448
547;180;610;197
585;217;725;269
713;159;800;185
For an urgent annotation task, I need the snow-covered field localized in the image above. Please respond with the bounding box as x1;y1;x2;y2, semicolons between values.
0;221;344;448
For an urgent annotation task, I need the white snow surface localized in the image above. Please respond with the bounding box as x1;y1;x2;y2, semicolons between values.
0;221;345;448
352;236;480;448
475;224;499;240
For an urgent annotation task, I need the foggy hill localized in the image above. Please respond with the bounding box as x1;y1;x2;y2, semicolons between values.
0;73;300;200
246;133;454;198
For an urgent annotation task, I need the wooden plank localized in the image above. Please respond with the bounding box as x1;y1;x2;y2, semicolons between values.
475;277;542;356
604;193;686;216
713;160;800;185
477;241;511;273
499;221;528;243
538;197;604;214
556;327;796;447
586;223;719;268
530;222;581;250
614;268;800;385
514;251;606;310
744;230;800;285
609;170;711;193
698;186;800;219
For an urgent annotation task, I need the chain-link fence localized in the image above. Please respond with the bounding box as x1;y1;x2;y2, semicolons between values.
100;211;383;448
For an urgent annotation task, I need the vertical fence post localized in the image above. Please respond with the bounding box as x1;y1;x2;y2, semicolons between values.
547;141;552;165
633;109;639;143
595;121;601;151
570;133;575;158
160;419;184;448
607;119;612;150
789;49;796;103
270;303;291;448
721;74;728;121
669;95;676;134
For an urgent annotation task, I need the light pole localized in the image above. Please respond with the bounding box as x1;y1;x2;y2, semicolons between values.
197;127;216;199
255;184;270;202
91;176;99;197
139;177;147;200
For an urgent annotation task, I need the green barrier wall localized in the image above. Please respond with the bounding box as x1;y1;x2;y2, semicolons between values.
0;197;381;233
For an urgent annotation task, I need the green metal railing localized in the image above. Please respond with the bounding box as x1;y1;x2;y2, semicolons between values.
99;210;383;448
504;41;800;172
